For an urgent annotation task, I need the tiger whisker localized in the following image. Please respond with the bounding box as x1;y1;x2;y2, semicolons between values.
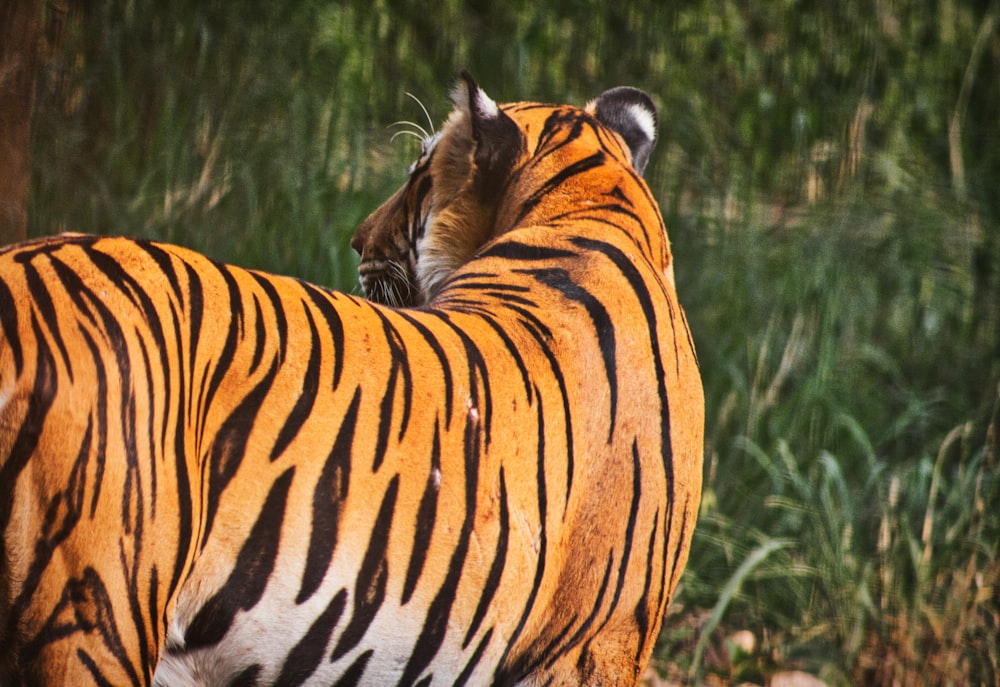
389;126;428;144
391;261;414;301
404;92;436;139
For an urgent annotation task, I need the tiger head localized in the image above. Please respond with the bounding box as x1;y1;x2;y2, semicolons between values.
351;72;667;307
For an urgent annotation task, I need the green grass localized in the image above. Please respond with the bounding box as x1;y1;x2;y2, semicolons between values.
27;2;1000;684
658;199;999;684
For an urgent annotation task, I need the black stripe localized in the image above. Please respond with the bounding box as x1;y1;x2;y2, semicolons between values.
570;237;673;513
524;267;617;443
476;241;577;263
0;275;23;373
181;261;205;421
19;254;75;381
185;466;295;649
541;448;640;672
136;241;185;306
248;294;267;375
609;441;643;616
397;396;482;687
229;665;262;687
472;313;533;404
385;325;414;444
133;331;159;520
168;265;200;601
120;380;152;680
297;387;361;604
633;509;660;667
302;283;346;389
533;109;583;157
77;648;116;687
463;333;493;448
613;155;669;256
609;184;632;205
547;202;644;236
166;293;193;599
680;305;700;370
497;301;574;502
24;568;142;686
373;360;400;472
409;174;434;242
432;312;493;448
439;279;531;294
8;416;90;645
86;243;156;313
48;249;134;351
513;152;606;226
395;310;454;430
330;474;399;661
436;270;496;282
541;553;613;671
371;311;414;470
664;500;692;609
480;291;537;308
402;419;442;605
565;441;644;662
462;468;510;648
202;354;281;549
196;352;220;472
331;649;374;687
270;302;323;462
251;271;290;364
453;627;494;687
275;589;347;687
147;566;160;678
660;284;681;377
66;417;92;515
199;265;243;440
486;299;552;343
75;324;109;518
491;385;548;685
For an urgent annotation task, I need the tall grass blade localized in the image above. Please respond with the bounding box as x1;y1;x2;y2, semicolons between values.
687;538;791;680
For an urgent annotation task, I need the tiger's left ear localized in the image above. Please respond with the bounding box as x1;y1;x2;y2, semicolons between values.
586;87;658;175
454;71;523;203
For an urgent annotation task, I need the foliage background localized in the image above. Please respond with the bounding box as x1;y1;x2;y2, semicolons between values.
27;1;999;684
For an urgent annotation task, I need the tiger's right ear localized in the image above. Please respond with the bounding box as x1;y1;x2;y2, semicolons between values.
587;87;658;175
453;71;523;203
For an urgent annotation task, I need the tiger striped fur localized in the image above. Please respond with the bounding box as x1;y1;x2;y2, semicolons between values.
0;73;703;686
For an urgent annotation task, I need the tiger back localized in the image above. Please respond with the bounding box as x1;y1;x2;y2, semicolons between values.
0;74;703;686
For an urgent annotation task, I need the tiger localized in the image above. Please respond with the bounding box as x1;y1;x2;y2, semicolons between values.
0;72;703;686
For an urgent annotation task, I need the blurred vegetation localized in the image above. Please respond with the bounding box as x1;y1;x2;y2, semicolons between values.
27;0;1000;684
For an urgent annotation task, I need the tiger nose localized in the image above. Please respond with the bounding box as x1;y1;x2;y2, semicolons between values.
350;226;366;257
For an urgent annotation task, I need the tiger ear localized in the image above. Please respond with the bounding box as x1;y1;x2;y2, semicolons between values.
453;71;523;202
587;87;658;175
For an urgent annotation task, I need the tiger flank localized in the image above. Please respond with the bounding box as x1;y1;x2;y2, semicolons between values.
0;73;703;686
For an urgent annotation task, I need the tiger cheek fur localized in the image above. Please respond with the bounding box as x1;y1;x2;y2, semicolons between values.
0;72;703;686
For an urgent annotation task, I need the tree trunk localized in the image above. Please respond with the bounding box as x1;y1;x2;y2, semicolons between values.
0;0;40;246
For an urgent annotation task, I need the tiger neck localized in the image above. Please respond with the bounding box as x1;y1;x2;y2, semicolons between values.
495;165;673;279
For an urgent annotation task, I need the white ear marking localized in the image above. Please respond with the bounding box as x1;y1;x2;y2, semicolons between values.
473;89;499;119
452;71;498;120
626;102;656;147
